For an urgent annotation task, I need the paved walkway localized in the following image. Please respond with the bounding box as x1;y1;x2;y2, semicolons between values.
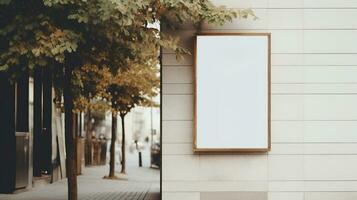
0;165;160;200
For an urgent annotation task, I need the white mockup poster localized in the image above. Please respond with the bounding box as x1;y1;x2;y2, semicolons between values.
194;34;271;152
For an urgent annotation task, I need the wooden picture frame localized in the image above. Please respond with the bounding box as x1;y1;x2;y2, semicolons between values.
194;33;271;153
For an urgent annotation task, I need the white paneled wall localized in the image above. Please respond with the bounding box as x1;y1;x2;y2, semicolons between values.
162;0;357;199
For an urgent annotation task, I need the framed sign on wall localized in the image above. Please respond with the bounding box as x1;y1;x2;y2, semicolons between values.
194;33;271;152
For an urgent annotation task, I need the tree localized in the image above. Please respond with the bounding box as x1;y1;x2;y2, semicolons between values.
103;57;160;175
1;0;253;199
72;64;111;166
69;0;253;178
0;1;82;199
73;30;161;178
73;64;115;176
81;54;160;178
117;64;160;174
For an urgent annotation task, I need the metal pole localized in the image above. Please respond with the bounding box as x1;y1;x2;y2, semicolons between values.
150;99;154;167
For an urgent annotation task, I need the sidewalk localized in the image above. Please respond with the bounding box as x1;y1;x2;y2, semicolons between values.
0;165;160;200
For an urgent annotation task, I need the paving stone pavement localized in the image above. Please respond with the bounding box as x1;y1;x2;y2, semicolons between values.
0;165;160;200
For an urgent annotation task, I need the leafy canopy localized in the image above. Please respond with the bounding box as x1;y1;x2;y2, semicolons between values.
1;0;254;109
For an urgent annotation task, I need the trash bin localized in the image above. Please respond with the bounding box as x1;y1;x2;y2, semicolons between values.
151;142;161;168
15;132;29;189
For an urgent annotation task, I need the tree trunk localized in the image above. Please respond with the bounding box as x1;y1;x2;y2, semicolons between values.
120;114;126;174
85;109;92;166
64;63;78;200
109;112;117;177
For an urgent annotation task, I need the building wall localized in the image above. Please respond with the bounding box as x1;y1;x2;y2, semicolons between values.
162;0;357;199
0;72;16;193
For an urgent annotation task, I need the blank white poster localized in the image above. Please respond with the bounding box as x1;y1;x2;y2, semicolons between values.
195;34;270;152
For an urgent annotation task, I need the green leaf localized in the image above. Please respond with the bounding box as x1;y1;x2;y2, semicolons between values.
0;64;9;71
0;0;11;5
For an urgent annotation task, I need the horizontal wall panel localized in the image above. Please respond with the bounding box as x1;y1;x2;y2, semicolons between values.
269;144;357;155
305;181;357;191
268;0;303;8
268;192;304;200
272;95;357;120
272;84;357;94
204;8;357;30
162;121;193;143
163;84;193;95
201;192;267;200
162;95;193;120
197;181;268;192
163;67;192;84
304;0;357;8
304;30;357;53
272;95;304;120
272;121;357;143
162;192;200;200
163;155;200;181
271;121;304;143
162;181;200;192
305;192;357;200
269;144;304;154
163;143;193;155
272;66;357;83
163;181;267;192
271;30;303;53
268;9;303;29
272;54;304;66
303;54;357;66
304;144;357;154
304;155;357;180
269;181;304;191
305;9;357;29
304;121;357;143
199;155;268;181
268;155;304;180
273;54;357;66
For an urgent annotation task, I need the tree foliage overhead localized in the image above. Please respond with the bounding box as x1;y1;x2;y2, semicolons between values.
0;0;81;78
107;60;160;116
0;0;254;80
64;0;254;114
0;0;255;136
73;49;160;115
